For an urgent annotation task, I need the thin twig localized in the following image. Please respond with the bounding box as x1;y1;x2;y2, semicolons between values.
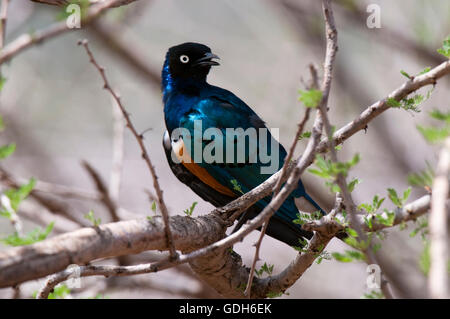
0;0;9;51
315;59;450;154
25;180;101;201
316;0;395;299
0;166;89;227
109;97;125;203
0;0;9;77
82;160;120;223
0;0;133;66
30;0;140;7
78;39;177;260
245;65;318;298
272;64;318;196
2;42;450;296
88;19;160;89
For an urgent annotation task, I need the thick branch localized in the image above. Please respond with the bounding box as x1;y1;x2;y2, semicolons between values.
0;214;226;288
428;137;450;298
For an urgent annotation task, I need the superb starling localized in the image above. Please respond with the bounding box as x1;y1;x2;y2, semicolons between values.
161;42;324;247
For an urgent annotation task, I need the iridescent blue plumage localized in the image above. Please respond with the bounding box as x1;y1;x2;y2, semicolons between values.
161;42;324;247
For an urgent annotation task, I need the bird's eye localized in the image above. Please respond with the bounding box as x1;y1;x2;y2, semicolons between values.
179;55;189;63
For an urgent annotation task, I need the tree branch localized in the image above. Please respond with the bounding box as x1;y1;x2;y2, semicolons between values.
0;213;227;288
30;0;139;8
316;59;450;154
0;0;134;66
78;39;177;260
244;64;318;298
428;137;450;298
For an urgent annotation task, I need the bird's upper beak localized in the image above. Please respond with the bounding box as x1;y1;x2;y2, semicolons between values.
193;52;220;66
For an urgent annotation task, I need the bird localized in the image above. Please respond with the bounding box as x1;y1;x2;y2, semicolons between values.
161;42;325;247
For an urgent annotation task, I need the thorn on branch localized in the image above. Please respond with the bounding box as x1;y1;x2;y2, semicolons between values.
363;125;368;133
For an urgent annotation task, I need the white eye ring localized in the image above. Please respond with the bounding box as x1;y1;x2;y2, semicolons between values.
180;55;189;63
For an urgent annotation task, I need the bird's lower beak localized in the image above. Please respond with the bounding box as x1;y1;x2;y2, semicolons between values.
194;52;220;66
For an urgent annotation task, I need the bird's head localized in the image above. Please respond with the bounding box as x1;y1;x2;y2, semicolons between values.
163;42;220;82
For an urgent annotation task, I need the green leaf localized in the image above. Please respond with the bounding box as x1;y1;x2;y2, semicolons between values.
387;188;401;207
346;250;366;261
48;284;71;299
310;154;360;194
0;209;12;219
386;98;401;108
429;110;450;123
409;216;428;239
362;290;384;299
298;131;311;140
332;250;365;263
0;76;7;92
307;168;330;179
266;291;283;298
183;201;198;217
418;67;431;75
4;178;36;212
151;201;157;212
374;195;385;210
408;162;434;188
346;227;358;238
85;293;109;299
293;238;309;252
372;243;382;253
230;179;244;194
349;153;360;167
315;250;331;264
400;94;423;113
359;203;372;213
400;70;412;79
347;178;360;192
332;252;352;262
417;125;450;143
255;262;274;278
293;211;322;226
437;36;450;58
298;89;322;108
402;187;412;202
419;241;430;276
1;222;54;246
0;143;16;159
315;155;329;171
343;235;369;250
84;210;101;226
359;195;385;215
375;209;395;227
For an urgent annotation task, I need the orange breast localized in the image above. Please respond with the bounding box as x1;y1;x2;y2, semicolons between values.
173;138;236;198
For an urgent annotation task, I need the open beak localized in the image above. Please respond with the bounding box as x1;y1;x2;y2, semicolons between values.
193;52;220;66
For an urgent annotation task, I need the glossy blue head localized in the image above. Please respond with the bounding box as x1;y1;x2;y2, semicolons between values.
161;42;220;97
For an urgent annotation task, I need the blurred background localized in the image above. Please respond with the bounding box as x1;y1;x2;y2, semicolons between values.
0;0;449;298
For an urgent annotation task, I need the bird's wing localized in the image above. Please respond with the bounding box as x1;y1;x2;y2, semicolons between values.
174;87;313;226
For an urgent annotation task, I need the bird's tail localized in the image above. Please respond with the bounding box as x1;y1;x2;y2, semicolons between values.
293;192;326;216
